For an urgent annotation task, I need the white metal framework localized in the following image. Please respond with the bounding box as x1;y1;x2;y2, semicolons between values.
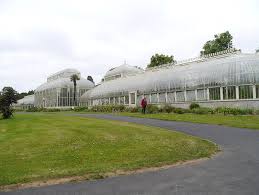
80;50;259;108
34;69;94;108
13;95;35;110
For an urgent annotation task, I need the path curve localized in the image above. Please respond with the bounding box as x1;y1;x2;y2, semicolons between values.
4;114;259;195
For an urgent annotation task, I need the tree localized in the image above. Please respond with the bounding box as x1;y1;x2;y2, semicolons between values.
147;54;175;68
70;74;80;106
27;90;34;95
0;87;17;119
200;31;233;55
87;76;94;84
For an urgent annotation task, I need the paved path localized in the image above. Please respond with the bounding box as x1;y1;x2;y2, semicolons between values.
3;114;259;195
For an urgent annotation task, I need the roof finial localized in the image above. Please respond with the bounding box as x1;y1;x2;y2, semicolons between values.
124;59;127;65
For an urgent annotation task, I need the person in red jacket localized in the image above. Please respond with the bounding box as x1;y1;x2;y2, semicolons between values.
141;97;147;114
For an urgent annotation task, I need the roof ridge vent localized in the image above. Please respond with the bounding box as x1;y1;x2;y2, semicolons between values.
201;48;240;58
47;69;81;82
146;48;241;71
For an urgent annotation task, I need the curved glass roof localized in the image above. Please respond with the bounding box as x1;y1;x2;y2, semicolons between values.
104;63;144;79
16;95;35;105
81;51;259;100
35;69;94;92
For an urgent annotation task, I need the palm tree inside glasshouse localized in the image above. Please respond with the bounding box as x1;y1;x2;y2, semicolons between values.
70;74;80;106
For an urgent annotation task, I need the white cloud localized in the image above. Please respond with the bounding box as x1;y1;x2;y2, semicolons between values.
0;0;258;92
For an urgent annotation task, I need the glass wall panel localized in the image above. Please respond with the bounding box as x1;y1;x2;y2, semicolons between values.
223;86;236;100
93;99;99;105
110;97;114;104
167;92;175;103
176;91;185;102
115;97;119;104
186;90;196;101
120;97;124;104
197;89;206;101
144;94;150;103
159;93;166;103
151;93;158;103
130;93;136;104
137;95;142;105
239;85;253;99
209;87;220;100
104;98;109;105
125;95;129;104
256;85;259;98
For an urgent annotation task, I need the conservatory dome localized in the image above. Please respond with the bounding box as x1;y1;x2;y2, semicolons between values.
103;63;144;81
34;68;94;108
35;69;94;92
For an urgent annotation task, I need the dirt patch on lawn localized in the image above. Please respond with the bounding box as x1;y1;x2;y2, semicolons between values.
1;152;221;192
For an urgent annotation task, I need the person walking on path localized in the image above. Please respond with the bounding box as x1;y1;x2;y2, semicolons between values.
141;97;147;114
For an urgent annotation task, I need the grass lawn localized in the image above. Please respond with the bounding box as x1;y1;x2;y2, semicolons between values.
0;113;217;187
117;112;259;130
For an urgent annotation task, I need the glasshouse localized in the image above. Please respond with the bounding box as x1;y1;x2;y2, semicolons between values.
34;69;94;107
13;94;35;110
80;49;259;109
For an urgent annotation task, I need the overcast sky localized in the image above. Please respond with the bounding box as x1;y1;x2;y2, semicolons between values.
0;0;258;92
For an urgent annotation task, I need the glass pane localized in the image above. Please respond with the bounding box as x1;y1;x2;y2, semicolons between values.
256;85;259;98
115;97;119;104
105;98;109;105
130;93;136;104
167;92;175;103
239;85;253;99
137;95;142;105
120;97;124;104
186;90;196;101
144;94;150;103
209;87;220;100
176;91;185;102
151;93;158;103
159;93;166;103
125;96;129;104
197;89;206;101
110;97;114;104
223;86;236;100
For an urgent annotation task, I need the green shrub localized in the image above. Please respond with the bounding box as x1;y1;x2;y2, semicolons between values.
14;108;24;112
74;107;88;112
115;105;126;112
43;108;61;112
26;107;41;112
191;107;213;114
173;107;187;114
162;104;175;113
26;107;61;112
241;108;254;115
146;104;159;114
90;105;99;112
89;105;126;113
125;106;141;113
189;103;200;110
92;105;110;112
215;107;254;115
208;108;216;114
